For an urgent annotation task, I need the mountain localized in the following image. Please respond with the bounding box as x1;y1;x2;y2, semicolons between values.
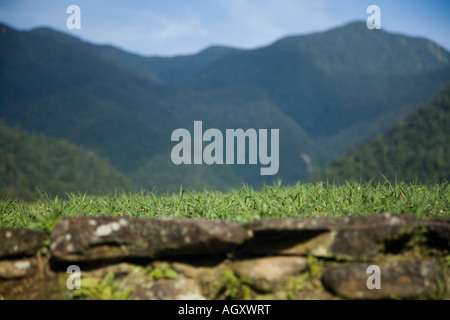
1;21;449;195
94;21;450;176
186;22;450;162
0;121;130;200
0;23;185;173
0;22;317;190
310;85;450;183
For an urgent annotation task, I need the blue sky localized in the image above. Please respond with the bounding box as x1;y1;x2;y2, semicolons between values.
0;0;449;56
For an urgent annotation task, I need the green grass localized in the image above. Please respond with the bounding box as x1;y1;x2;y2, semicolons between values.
0;181;448;231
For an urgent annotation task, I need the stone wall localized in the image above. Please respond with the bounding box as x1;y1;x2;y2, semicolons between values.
0;213;449;300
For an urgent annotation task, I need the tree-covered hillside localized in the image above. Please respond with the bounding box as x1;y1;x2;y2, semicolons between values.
311;85;450;183
0;122;130;200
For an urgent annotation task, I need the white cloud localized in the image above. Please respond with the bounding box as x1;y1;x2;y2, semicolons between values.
211;0;339;49
218;0;284;37
137;10;208;43
75;6;209;55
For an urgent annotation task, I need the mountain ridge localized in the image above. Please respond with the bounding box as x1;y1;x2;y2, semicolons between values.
1;21;449;195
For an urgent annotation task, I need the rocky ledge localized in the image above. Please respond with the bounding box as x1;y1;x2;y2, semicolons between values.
0;213;448;300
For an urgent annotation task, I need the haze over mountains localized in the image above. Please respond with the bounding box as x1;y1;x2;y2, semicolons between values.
1;21;449;198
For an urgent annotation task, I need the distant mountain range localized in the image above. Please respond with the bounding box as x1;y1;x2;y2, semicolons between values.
1;21;449;197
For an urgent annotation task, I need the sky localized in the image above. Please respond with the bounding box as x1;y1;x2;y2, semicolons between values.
0;0;449;57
